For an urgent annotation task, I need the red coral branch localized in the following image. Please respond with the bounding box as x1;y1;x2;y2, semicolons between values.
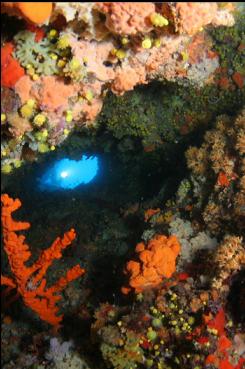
1;194;85;328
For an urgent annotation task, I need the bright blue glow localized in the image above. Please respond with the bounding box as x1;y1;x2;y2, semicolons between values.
38;155;99;191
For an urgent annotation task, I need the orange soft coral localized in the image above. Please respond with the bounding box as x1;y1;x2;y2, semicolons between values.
122;234;180;294
1;194;85;328
1;42;25;88
1;2;53;26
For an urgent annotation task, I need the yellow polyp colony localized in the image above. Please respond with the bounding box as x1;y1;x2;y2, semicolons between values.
34;129;48;142
13;159;22;168
142;38;152;49
147;328;157;341
1;113;7;123
26;64;35;76
121;37;129;45
65;110;73;123
63;57;85;82
181;51;189;62
69;58;81;71
57;35;70;50
57;59;66;68
116;49;126;60
110;48;118;56
35;132;43;141
1;164;13;174
150;13;169;27
38;143;49;153
154;39;162;48
50;53;58;61
20;104;34;119
32;74;39;81
27;99;36;108
47;29;58;40
41;129;48;138
26;65;39;81
85;90;94;102
33;114;46;127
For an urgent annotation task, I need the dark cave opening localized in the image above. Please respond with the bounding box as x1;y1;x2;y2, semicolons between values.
1;123;196;308
226;269;245;327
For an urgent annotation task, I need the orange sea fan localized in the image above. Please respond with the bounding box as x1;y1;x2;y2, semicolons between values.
1;194;85;328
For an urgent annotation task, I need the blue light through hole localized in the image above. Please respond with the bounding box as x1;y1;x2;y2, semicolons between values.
38;155;99;191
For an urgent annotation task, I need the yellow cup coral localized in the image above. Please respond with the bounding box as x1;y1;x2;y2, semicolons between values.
1;164;13;174
57;35;70;50
20;104;34;119
1;113;7;123
116;49;126;59
142;38;152;49
150;13;169;27
65;111;73;123
33;113;46;127
85;91;94;102
38;143;49;153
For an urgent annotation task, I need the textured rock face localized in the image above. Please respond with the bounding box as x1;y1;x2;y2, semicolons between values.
1;2;242;173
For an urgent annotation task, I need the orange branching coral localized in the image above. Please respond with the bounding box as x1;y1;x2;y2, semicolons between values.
1;2;53;26
1;194;85;327
122;234;180;294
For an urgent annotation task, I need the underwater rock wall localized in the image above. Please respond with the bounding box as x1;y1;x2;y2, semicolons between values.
1;3;245;369
1;2;244;172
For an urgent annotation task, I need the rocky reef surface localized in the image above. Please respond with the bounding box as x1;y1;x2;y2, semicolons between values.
1;3;245;369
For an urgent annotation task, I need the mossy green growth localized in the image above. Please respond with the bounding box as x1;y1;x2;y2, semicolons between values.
176;178;192;204
97;78;245;150
100;330;144;369
96;84;182;147
95;14;245;151
209;12;245;74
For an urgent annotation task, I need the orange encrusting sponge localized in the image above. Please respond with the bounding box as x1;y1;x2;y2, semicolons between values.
1;2;53;25
1;42;25;88
122;234;181;294
1;194;85;328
